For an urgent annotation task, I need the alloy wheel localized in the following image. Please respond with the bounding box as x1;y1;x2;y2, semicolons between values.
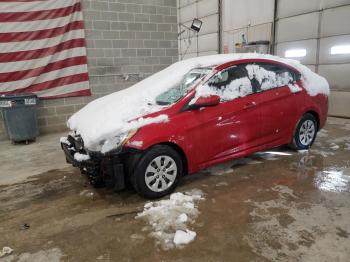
145;155;178;192
299;119;316;146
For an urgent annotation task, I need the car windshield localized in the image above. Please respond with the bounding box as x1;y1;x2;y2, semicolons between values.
155;67;212;105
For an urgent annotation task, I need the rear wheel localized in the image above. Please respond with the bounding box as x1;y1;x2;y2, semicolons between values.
131;145;182;198
291;113;318;150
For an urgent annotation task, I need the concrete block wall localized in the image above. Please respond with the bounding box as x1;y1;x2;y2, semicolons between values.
0;0;178;141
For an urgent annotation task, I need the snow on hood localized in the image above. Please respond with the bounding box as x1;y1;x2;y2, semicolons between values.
68;53;329;151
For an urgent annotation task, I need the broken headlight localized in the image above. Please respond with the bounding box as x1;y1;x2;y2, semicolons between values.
100;129;138;154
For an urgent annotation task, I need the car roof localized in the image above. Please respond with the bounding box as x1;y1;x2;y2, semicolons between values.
210;58;301;74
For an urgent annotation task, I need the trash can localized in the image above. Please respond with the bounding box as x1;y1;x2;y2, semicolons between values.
0;93;39;143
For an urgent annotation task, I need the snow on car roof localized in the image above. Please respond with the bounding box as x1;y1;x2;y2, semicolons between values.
68;53;329;152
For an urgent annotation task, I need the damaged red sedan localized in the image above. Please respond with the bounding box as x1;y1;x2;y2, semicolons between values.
61;54;329;198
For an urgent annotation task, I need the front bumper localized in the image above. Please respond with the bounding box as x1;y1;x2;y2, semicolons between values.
61;141;97;169
60;135;137;191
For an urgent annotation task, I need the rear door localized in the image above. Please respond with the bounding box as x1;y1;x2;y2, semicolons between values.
246;62;302;144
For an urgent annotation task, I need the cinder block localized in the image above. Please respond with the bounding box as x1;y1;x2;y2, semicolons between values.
56;105;76;115
126;4;142;13
127;23;143;31
137;49;152;57
97;57;114;66
104;49;121;57
119;13;135;22
150;15;164;23
102;31;120;40
164;32;177;40
156;6;170;15
91;1;109;11
142;5;157;14
111;22;127;30
85;30;103;40
37;117;47;127
135;32;150;39
157;23;171;32
120;31;136;39
95;39;113;48
164;15;177;23
109;3;126;12
46;115;68;126
152;48;166;56
135;14;150;22
151;31;164;40
144;40;158;48
104;12;119;21
129;40;144;48
153;64;168;72
38;107;56;117
121;49;137;57
40;124;68;135
163;0;176;7
112;39;128;48
166;48;178;56
142;23;157;31
145;57;160;65
139;65;154;73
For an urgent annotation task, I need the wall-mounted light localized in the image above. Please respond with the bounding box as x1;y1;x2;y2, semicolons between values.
330;45;350;55
190;18;203;32
285;49;307;58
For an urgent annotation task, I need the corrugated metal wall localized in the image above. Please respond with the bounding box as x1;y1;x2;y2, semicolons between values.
221;0;274;53
177;0;219;59
275;0;350;118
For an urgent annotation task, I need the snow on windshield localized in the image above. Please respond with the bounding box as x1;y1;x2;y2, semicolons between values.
68;53;329;152
155;68;211;105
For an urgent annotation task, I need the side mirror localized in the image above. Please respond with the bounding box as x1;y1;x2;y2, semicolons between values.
192;95;220;108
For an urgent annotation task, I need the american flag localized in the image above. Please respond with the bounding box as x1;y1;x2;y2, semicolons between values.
0;0;91;99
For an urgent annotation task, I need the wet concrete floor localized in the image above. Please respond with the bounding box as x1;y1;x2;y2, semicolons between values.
0;117;350;261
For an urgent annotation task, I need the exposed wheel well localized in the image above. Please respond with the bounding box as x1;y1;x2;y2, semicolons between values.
305;111;320;131
157;142;189;176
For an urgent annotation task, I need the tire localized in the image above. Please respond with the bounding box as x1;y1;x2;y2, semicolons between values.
131;145;183;199
290;113;318;150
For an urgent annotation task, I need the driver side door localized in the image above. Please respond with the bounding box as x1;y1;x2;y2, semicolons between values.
185;64;262;168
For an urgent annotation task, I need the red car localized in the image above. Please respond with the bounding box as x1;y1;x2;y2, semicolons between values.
61;56;328;198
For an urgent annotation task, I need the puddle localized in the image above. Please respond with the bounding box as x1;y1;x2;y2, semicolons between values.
315;168;350;193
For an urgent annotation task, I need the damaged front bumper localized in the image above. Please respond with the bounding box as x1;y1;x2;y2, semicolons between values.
61;134;140;191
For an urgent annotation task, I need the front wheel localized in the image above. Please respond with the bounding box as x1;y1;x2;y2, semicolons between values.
290;113;318;150
131;145;183;199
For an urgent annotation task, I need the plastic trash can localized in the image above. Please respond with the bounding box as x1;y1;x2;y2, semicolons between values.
0;93;39;144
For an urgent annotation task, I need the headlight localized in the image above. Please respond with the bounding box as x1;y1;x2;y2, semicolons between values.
100;129;138;154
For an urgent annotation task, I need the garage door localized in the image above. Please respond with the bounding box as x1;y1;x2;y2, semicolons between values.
275;0;350;118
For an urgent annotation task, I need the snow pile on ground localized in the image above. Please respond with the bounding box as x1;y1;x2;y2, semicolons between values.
0;247;13;258
68;53;329;152
136;189;204;250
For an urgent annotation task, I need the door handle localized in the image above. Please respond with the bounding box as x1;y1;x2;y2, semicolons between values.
244;101;256;109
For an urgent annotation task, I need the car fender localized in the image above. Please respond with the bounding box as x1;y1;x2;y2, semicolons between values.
125;121;197;174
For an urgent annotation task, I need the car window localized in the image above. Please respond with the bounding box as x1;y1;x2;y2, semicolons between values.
155;67;212;105
198;64;253;102
246;63;297;92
